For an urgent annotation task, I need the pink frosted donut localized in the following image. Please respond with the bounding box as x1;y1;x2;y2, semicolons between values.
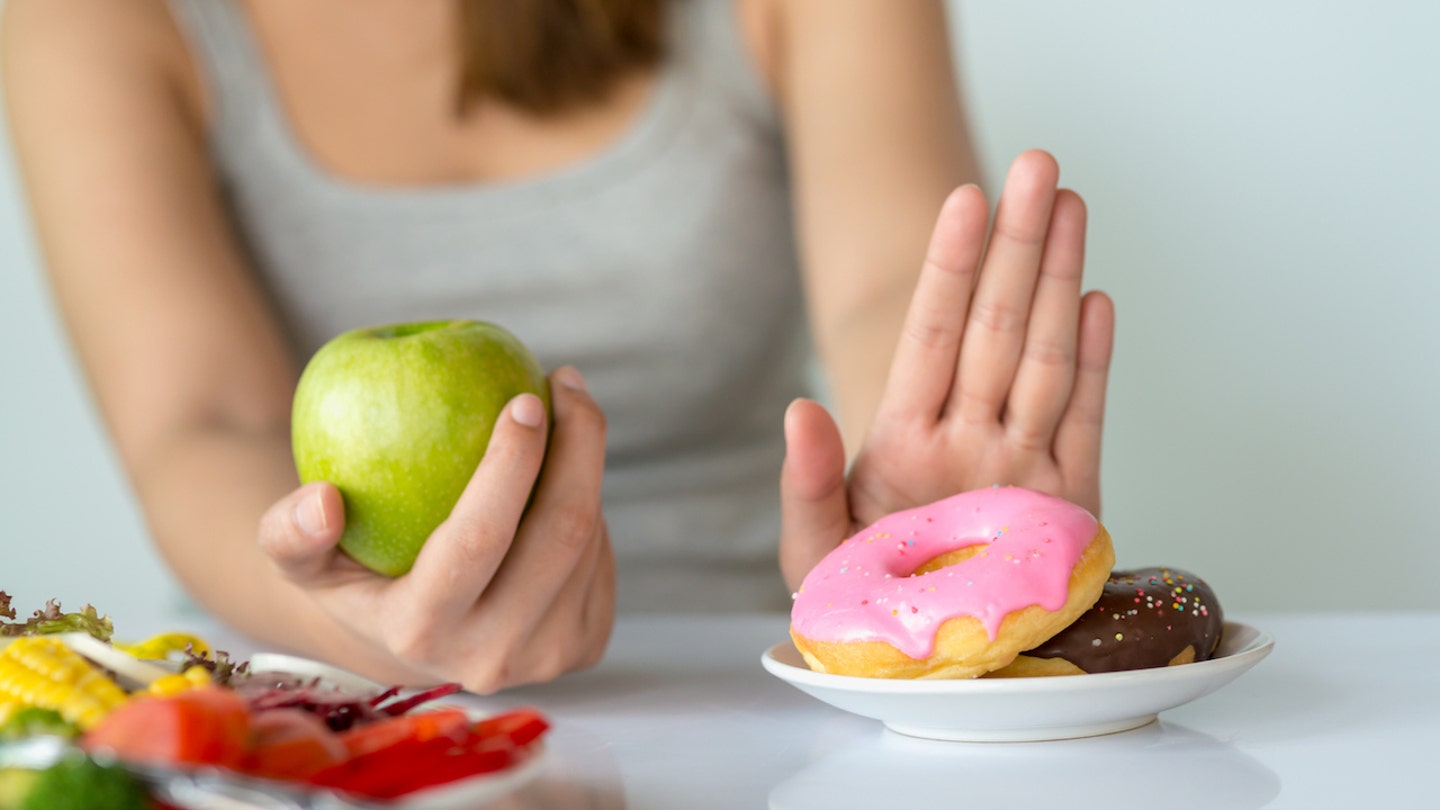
790;486;1114;679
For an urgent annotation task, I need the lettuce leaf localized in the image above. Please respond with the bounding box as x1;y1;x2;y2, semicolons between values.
0;592;114;641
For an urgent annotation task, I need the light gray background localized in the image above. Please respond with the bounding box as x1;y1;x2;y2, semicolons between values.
2;2;1437;623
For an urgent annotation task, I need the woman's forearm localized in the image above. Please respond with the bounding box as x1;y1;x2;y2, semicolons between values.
770;0;980;456
131;425;432;682
815;284;916;455
132;424;310;642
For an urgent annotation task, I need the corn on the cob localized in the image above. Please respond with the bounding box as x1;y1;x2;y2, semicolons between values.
0;687;24;726
0;637;128;730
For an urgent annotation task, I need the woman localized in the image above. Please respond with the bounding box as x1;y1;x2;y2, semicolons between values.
3;0;1113;691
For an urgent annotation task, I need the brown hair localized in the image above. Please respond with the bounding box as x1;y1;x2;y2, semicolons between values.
455;0;667;116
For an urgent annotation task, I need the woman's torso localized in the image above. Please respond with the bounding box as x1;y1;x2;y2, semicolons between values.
163;0;809;611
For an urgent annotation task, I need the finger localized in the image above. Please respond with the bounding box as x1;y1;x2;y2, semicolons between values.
953;149;1060;424
562;523;616;673
497;520;614;687
877;184;989;423
258;481;347;584
779;398;852;591
1004;189;1088;449
479;367;607;632
577;529;617;669
1053;291;1115;505
403;391;549;621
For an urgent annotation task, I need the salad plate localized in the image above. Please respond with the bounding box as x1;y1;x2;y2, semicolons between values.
761;620;1274;741
201;653;548;809
5;639;546;809
0;734;546;810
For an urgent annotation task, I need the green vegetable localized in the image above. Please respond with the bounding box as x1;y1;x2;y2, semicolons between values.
0;592;114;642
13;756;148;810
0;708;80;741
0;768;39;809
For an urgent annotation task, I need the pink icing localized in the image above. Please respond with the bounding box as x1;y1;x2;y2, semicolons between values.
790;486;1098;660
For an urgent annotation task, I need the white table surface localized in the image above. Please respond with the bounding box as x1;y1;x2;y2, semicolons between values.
127;610;1437;809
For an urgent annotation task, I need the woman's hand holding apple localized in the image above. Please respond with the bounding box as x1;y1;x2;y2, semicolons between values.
258;366;615;693
779;150;1116;590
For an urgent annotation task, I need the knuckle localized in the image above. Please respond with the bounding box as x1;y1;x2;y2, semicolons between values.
953;388;1001;427
456;641;517;694
969;298;1027;335
1066;401;1106;429
991;216;1047;248
579;642;607;671
255;521;288;560
386;623;441;669
1020;337;1075;369
547;501;599;551
567;393;608;437
256;499;298;552
1078;353;1113;375
531;648;570;684
427;511;505;572
444;522;503;569
485;424;543;469
921;254;974;282
1006;422;1052;453
462;664;508;696
902;311;962;350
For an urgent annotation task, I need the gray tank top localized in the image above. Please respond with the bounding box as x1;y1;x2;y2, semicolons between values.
167;0;809;612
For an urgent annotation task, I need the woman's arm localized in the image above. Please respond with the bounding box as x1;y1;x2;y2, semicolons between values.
780;162;1115;588
765;2;1115;588
766;0;980;450
4;0;308;633
3;0;612;690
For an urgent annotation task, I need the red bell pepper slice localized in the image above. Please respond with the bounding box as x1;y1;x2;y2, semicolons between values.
335;706;472;759
309;707;550;799
471;708;549;748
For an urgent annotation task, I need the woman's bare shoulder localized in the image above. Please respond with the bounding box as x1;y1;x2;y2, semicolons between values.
3;0;202;122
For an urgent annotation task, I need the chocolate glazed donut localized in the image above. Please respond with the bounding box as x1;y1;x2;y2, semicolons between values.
988;567;1224;677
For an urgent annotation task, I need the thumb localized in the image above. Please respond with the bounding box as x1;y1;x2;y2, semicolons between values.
259;481;346;583
779;399;851;591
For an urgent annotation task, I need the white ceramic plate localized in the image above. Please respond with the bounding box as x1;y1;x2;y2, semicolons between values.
247;652;389;693
762;620;1274;742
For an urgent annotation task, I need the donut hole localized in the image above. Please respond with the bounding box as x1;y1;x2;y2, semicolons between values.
911;544;986;577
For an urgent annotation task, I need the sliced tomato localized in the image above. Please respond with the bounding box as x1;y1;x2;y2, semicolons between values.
310;736;516;799
309;707;550;799
82;687;250;769
336;707;471;759
242;708;348;781
471;708;549;749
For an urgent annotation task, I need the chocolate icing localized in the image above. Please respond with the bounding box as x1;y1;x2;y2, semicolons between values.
1023;567;1223;673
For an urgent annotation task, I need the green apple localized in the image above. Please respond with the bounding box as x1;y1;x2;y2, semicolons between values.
291;320;550;576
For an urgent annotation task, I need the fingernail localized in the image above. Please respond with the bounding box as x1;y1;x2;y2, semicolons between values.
784;398;806;428
294;486;328;537
511;393;546;427
553;366;589;393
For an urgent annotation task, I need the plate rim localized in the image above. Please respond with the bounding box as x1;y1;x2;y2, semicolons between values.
761;620;1275;694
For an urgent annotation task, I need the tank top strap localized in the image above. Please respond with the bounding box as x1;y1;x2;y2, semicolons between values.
672;0;781;134
165;0;272;151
